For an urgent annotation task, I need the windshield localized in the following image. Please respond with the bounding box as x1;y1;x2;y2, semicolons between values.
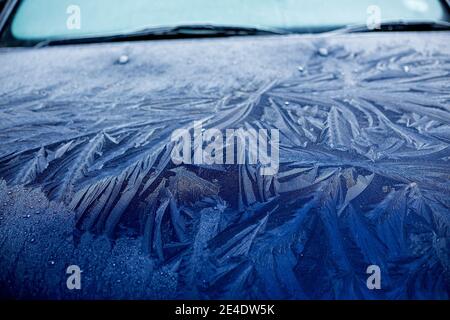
3;0;450;44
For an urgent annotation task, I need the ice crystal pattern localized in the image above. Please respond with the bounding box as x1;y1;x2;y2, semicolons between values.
0;33;449;298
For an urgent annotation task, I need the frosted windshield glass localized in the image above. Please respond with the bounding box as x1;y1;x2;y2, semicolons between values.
11;0;448;40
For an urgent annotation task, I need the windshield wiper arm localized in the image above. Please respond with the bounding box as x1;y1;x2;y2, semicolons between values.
35;24;289;47
329;20;450;34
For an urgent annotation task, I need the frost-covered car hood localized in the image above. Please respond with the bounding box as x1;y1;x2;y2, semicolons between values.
0;32;449;299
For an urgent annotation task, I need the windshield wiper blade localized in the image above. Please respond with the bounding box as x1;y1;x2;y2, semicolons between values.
134;24;288;36
329;20;450;34
35;24;289;47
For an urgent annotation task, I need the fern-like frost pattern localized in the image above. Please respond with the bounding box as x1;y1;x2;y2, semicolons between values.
0;33;449;299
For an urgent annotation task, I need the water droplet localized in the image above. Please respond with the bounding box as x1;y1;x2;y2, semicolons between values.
30;238;35;243
285;101;290;106
318;47;329;57
403;65;410;72
24;214;31;219
49;260;55;265
118;55;129;64
297;65;304;72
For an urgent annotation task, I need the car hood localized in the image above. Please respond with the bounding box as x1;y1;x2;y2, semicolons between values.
0;32;449;299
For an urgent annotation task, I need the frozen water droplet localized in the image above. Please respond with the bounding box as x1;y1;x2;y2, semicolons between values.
285;101;290;106
118;55;129;64
30;238;35;243
318;47;329;57
49;260;55;265
297;65;304;72
403;65;410;72
24;214;31;219
376;62;386;70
